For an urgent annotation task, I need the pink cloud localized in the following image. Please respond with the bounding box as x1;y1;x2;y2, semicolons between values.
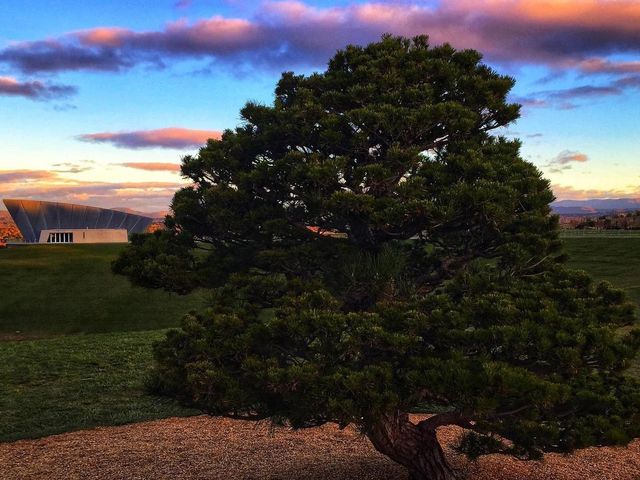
544;150;590;174
3;1;640;74
0;171;186;212
553;151;589;165
118;162;181;172
0;164;190;212
0;169;57;182
75;17;260;57
576;58;640;75
78;127;222;149
354;4;404;24
77;27;130;47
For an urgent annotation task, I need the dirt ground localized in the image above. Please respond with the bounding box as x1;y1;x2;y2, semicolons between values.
1;415;639;480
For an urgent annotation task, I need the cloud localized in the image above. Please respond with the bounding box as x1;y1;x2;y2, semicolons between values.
576;58;640;75
3;1;640;74
510;96;550;109
545;150;589;174
0;40;133;73
117;162;181;172
0;169;57;182
53;103;78;111
552;150;589;165
0;76;76;100
77;127;221;149
515;74;640;109
0;168;185;211
552;184;639;201
546;85;621;100
615;75;640;88
51;161;94;174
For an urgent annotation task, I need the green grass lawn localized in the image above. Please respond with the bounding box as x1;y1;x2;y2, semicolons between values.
0;244;207;337
0;244;204;442
0;329;198;442
0;238;639;442
563;236;640;305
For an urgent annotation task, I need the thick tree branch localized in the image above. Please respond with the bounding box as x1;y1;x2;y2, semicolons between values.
417;412;474;432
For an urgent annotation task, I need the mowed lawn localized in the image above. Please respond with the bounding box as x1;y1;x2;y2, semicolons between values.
0;237;639;442
0;244;204;441
0;330;198;442
0;244;206;336
562;233;640;306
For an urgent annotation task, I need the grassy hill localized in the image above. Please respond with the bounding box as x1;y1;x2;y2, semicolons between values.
0;237;638;442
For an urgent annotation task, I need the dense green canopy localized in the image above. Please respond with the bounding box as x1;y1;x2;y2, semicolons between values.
114;35;640;480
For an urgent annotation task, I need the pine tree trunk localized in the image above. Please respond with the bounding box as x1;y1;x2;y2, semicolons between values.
367;412;456;480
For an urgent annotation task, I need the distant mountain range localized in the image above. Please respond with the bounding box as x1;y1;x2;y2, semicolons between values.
3;200;639;223
116;200;640;218
551;198;640;216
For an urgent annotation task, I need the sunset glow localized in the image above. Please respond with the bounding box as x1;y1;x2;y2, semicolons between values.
1;0;638;211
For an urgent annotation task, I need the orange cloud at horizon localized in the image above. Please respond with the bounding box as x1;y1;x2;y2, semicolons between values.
0;168;187;212
551;184;640;201
118;162;181;172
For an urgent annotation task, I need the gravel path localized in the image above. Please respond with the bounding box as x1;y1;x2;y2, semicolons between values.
1;415;639;479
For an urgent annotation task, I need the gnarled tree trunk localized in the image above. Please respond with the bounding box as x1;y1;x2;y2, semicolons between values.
366;412;456;480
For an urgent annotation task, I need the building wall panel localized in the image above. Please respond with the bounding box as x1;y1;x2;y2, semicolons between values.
39;229;129;244
2;199;154;243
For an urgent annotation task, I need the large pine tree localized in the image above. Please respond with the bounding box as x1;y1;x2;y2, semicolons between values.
114;36;640;480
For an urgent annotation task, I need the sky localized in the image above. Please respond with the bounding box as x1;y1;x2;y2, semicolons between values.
0;0;638;212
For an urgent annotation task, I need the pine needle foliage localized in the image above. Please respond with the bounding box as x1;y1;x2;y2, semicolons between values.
114;35;640;479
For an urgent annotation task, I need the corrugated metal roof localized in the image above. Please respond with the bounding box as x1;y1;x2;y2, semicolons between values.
2;199;154;243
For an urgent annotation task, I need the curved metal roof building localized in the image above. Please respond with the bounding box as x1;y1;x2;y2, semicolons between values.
3;199;154;243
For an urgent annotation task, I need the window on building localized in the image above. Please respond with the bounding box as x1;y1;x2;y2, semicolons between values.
46;232;74;243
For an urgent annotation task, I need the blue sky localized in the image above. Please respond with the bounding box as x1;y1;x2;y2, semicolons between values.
0;0;638;211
